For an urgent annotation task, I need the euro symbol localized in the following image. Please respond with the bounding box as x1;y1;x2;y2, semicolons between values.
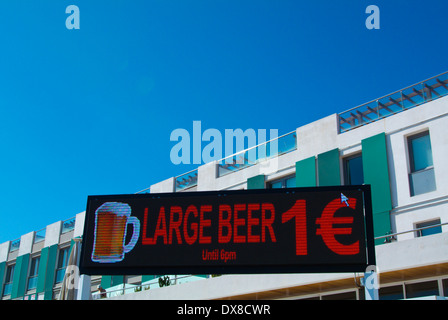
316;197;359;255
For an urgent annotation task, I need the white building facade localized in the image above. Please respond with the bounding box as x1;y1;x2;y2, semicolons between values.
1;71;448;300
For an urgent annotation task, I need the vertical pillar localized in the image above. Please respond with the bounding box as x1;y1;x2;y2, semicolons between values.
73;211;92;300
363;266;379;300
76;274;91;300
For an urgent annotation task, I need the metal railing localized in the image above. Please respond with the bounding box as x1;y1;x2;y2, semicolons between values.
91;274;209;299
34;228;46;243
338;71;448;133
9;238;20;252
61;217;76;233
217;131;297;177
171;131;298;190
135;186;151;194
375;222;448;241
175;169;198;191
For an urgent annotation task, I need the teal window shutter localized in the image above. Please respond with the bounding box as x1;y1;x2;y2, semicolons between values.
247;175;265;189
361;133;392;244
295;157;316;187
11;253;30;299
318;149;341;186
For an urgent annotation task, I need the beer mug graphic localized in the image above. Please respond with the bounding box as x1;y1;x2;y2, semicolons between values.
91;202;140;263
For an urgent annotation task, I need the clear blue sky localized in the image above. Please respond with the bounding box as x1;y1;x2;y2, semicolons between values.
0;0;447;243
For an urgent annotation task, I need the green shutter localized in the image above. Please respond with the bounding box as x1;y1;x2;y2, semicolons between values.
100;275;123;289
44;245;58;300
0;262;5;295
247;175;265;189
362;133;392;244
37;244;58;300
100;276;112;289
295;157;316;187
111;275;124;287
372;211;391;245
317;149;341;186
36;247;49;294
11;253;30;299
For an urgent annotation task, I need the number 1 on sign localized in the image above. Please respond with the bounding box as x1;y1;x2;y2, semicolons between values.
281;200;307;255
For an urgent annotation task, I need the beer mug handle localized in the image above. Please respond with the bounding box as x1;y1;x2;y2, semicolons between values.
123;217;140;253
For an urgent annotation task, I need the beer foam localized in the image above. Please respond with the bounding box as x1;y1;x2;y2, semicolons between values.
96;202;131;217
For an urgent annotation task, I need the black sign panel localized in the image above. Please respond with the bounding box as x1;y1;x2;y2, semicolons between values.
79;185;375;275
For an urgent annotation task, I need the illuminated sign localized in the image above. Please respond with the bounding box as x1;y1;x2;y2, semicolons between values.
79;186;375;275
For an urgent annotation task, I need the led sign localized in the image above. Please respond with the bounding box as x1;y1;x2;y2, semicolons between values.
79;185;375;275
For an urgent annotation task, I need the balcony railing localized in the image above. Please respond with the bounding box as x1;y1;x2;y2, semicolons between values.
9;239;20;252
375;222;448;242
338;71;448;133
34;228;46;243
171;131;298;190
217;131;297;177
62;217;76;233
175;169;198;192
91;274;209;299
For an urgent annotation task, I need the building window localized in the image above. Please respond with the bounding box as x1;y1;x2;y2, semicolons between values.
343;153;364;185
415;219;442;238
405;280;439;299
321;290;357;300
2;264;15;296
55;247;70;283
379;285;404;300
408;131;436;196
268;175;296;189
27;256;40;290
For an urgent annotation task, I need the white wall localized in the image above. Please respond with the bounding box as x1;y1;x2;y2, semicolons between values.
155;96;448;241
44;221;62;248
383;97;448;239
